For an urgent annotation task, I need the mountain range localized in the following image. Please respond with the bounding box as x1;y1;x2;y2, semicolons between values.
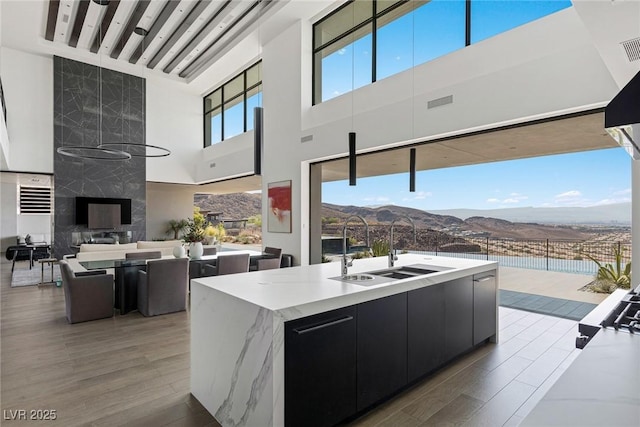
426;203;630;225
194;194;629;240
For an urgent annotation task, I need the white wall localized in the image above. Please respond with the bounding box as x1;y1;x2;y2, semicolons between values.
1;172;52;252
0;47;53;173
0;173;17;251
0;96;9;170
261;21;307;266
195;131;255;183
146;77;202;184
146;182;196;240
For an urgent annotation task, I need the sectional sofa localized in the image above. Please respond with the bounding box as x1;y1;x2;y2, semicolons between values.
74;240;184;262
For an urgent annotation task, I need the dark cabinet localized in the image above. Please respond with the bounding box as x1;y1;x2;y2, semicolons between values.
285;306;357;427
408;283;445;382
357;293;408;411
444;276;473;360
473;271;497;345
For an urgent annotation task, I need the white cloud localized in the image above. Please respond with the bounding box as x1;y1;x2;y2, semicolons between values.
613;188;631;196
486;193;528;205
555;190;582;199
363;196;390;203
338;48;346;55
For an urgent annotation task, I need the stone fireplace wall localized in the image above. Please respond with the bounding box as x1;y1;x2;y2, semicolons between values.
53;56;146;258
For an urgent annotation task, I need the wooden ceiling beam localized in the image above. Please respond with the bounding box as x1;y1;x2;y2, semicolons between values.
110;0;151;59
129;0;180;64
68;0;90;48
146;0;212;69
45;0;61;41
162;0;233;73
90;0;120;53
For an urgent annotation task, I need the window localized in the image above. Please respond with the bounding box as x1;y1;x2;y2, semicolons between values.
203;61;262;147
19;186;51;214
471;0;572;44
313;0;571;104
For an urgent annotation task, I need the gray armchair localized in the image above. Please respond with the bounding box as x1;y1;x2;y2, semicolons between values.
137;258;188;317
60;260;114;324
125;251;162;260
203;253;250;276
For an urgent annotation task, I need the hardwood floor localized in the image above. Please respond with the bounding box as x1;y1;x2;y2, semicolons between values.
1;258;581;426
347;307;581;427
1;259;219;427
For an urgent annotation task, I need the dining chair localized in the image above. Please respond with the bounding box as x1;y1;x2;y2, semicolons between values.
60;260;114;324
203;253;250;276
203;247;217;256
137;258;189;316
125;251;162;260
264;246;283;266
256;257;281;271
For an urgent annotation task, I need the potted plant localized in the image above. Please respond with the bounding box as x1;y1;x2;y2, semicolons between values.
183;215;207;259
166;219;188;240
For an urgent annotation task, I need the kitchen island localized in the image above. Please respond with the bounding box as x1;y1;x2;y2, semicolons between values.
191;254;498;427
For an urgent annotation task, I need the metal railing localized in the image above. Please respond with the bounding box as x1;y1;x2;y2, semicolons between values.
321;224;631;276
411;237;631;276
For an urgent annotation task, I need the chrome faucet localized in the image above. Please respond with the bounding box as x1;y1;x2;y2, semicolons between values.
388;215;416;267
342;215;369;277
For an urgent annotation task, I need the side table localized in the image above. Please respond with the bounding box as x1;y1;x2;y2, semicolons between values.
38;258;58;286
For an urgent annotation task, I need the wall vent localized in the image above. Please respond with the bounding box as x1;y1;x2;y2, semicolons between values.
301;135;313;143
209;162;216;168
427;95;453;109
621;37;640;62
19;186;51;214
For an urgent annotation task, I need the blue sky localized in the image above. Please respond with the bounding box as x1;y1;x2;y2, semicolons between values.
322;148;632;210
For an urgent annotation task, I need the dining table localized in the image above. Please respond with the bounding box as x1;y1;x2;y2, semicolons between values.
78;250;275;315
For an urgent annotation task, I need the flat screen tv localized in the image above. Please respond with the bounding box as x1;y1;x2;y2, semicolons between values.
75;197;132;225
88;203;121;229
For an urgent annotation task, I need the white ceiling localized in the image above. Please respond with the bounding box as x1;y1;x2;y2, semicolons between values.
0;0;337;94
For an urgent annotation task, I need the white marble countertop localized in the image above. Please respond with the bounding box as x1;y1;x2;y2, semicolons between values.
521;328;640;426
191;254;497;319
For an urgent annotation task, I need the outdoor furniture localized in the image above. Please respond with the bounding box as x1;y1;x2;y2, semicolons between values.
38;257;58;285
203;253;250;276
60;260;114;324
137;258;189;317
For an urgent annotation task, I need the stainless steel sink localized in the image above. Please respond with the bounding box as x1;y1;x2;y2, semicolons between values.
329;264;450;286
367;264;449;280
341;274;375;282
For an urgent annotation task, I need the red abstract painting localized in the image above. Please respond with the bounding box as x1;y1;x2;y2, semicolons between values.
267;180;292;233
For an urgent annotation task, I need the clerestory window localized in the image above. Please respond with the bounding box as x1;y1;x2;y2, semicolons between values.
313;0;571;104
204;61;262;147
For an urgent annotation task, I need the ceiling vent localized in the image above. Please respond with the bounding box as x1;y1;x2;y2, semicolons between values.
621;37;640;62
